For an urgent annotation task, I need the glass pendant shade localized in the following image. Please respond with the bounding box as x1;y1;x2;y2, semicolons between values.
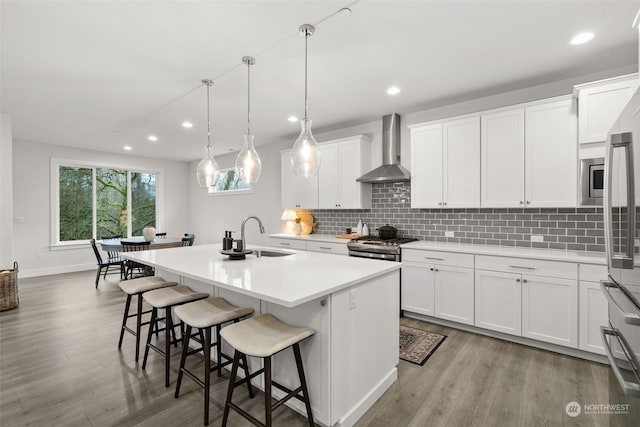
291;118;320;178
235;133;262;184
196;145;220;188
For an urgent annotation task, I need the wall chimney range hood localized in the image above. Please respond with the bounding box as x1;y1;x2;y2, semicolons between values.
356;113;411;183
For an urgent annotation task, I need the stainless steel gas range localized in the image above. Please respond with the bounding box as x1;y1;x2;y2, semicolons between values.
347;236;418;261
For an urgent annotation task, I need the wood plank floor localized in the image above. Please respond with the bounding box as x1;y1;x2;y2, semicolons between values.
0;270;625;426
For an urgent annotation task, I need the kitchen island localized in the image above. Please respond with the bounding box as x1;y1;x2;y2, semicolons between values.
122;244;401;427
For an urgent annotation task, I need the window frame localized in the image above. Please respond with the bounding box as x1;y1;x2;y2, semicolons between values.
207;167;254;196
50;158;164;247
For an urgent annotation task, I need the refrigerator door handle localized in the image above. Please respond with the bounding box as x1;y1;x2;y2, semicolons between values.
604;132;636;270
600;326;640;397
600;280;640;326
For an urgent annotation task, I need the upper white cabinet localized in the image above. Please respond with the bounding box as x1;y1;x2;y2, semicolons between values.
575;74;639;144
318;135;371;209
524;98;577;207
280;150;318;209
410;117;480;208
481;108;525;207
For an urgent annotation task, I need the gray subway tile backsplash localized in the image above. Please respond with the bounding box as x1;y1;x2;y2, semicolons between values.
311;182;607;252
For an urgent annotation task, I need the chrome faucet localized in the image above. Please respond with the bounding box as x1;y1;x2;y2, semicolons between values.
238;216;265;252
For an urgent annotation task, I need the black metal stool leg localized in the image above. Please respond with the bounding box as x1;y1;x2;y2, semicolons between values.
216;325;223;377
175;325;192;398
142;307;157;369
293;343;315;426
135;294;143;362
264;356;272;427
118;294;132;349
165;306;173;387
222;350;241;427
204;327;211;426
241;353;254;398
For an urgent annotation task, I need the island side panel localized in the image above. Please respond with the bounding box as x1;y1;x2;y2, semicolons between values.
330;269;400;427
264;296;331;426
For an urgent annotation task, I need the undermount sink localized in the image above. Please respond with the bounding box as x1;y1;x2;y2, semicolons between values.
255;250;293;257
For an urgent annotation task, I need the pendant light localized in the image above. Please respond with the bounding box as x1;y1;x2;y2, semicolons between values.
196;79;220;190
291;24;321;178
235;56;262;184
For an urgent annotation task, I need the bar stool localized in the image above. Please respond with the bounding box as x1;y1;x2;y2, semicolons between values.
141;285;209;387
118;276;177;362
174;297;255;426
220;314;315;427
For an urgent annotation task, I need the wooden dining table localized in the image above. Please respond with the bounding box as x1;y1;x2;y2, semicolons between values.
100;236;184;252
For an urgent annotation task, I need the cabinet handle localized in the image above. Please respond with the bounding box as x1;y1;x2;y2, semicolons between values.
508;265;535;270
280;242;291;246
430;268;434;271
522;279;528;283
319;246;332;250
424;257;445;261
519;201;524;205
526;201;531;205
438;202;443;206
516;278;521;282
320;299;327;307
443;202;447;206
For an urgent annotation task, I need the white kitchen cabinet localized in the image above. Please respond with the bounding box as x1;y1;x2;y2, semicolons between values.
522;275;578;348
524;98;577;207
401;262;435;316
579;280;608;355
575;74;639;144
410;123;443;208
481;108;525;207
318;136;371;209
268;237;307;250
281;150;318;209
434;265;475;325
410;117;480;208
305;241;348;255
475;269;522;336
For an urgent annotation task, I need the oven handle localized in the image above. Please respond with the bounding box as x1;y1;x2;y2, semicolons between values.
600;281;640;326
600;326;640;397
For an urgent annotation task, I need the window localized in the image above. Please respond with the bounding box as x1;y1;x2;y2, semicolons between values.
208;168;251;195
52;159;161;245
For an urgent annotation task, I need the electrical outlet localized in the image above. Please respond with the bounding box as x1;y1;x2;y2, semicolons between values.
349;289;357;310
531;235;544;243
635;239;640;247
445;231;454;238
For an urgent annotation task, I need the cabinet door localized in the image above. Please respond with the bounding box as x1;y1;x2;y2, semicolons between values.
281;151;318;209
338;139;368;209
481;109;525;207
578;77;639;144
318;144;340;209
410;124;443;208
434;265;474;325
525;99;577;207
475;270;522;336
443;116;480;207
401;262;435;316
522;275;578;348
579;280;608;355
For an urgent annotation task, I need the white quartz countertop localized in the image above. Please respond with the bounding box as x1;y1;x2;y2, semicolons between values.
122;244;400;308
269;233;352;244
401;241;607;265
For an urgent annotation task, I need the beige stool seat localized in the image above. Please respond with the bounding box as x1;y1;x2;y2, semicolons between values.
117;276;177;363
143;285;208;308
119;276;174;294
220;314;314;358
174;297;254;329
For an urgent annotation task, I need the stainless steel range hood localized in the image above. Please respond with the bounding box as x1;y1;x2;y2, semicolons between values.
357;113;411;183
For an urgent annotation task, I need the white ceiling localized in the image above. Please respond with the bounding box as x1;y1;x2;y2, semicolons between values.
1;1;639;161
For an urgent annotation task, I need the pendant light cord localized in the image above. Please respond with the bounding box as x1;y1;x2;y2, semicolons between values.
304;31;309;120
247;61;251;135
206;81;212;151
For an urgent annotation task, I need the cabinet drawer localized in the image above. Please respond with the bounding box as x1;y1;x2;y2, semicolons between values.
401;249;474;268
305;241;348;255
475;255;577;279
269;238;306;250
579;264;608;283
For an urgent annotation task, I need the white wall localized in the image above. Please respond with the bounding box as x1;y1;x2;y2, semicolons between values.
13;140;190;277
0;115;13;268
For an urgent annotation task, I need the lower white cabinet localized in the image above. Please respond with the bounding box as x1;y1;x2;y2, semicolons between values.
475;270;522;336
268;238;307;250
434;265;474;325
401;262;435;316
521;275;578;348
305;241;348;255
579;280;608;355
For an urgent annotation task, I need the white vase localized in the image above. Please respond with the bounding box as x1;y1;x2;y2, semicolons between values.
142;226;156;241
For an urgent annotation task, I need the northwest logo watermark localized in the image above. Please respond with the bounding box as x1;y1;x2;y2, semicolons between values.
565;401;631;416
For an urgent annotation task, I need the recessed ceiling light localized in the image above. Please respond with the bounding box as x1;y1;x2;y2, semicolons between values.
570;32;595;45
182;121;193;128
288;116;299;123
387;86;401;95
123;146;132;151
147;135;158;142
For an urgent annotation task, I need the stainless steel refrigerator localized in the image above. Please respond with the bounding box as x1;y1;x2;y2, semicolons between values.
603;84;640;425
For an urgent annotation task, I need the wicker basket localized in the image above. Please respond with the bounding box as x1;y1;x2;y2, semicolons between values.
0;262;19;311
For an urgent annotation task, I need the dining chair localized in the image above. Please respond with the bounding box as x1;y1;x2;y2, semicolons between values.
155;232;167;238
101;235;123;259
121;240;152;279
90;238;124;288
182;233;195;247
